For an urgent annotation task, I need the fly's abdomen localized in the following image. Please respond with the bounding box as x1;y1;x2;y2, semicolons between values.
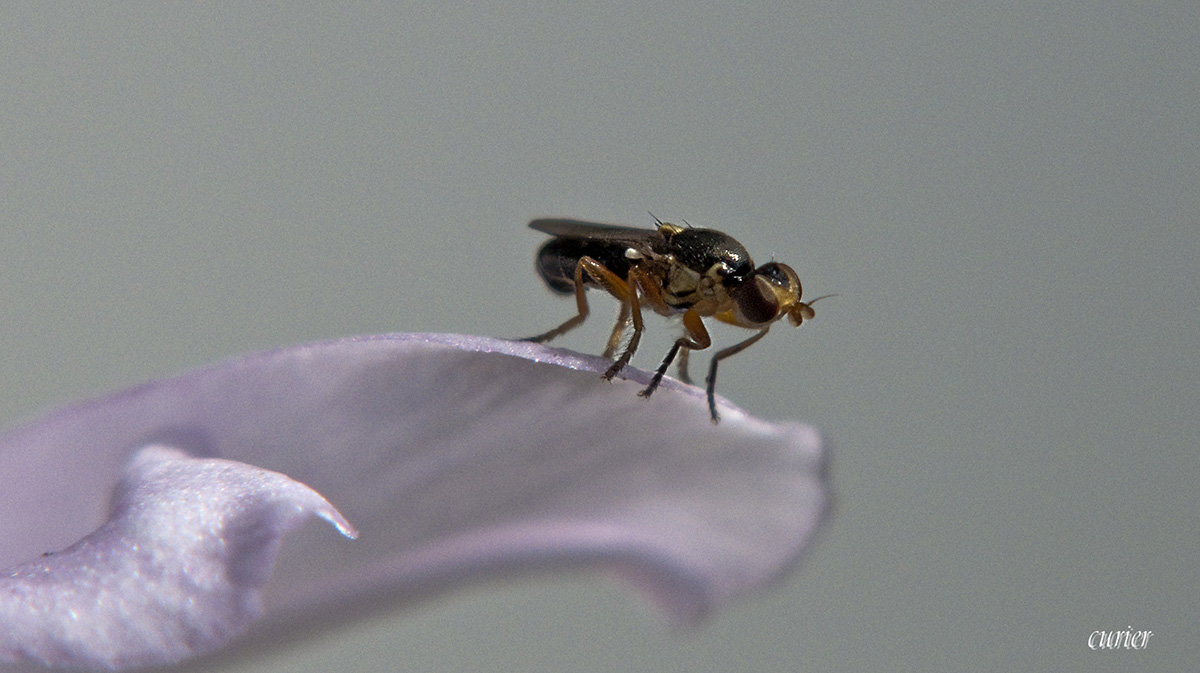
534;238;633;295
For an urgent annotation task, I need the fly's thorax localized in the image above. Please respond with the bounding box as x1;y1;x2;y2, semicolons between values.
653;227;755;313
657;257;738;315
662;257;701;302
658;227;754;282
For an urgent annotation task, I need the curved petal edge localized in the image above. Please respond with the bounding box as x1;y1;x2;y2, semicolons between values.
0;446;355;669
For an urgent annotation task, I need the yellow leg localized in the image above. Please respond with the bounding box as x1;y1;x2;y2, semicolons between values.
602;301;631;359
524;256;630;345
603;268;645;380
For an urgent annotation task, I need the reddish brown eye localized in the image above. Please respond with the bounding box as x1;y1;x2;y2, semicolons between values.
734;276;779;324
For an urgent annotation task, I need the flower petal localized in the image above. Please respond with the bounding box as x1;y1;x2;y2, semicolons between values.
0;334;828;668
0;445;355;669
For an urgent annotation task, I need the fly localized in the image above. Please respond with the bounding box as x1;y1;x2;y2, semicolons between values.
523;216;829;422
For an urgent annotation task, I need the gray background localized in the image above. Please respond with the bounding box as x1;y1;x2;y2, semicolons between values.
2;4;1196;672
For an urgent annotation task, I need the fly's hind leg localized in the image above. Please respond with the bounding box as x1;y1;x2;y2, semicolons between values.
523;256;645;381
705;328;770;423
522;256;613;344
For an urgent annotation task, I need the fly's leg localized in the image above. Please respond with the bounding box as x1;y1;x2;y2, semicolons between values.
676;347;692;385
603;268;645;380
524;257;646;382
640;309;710;398
705;328;770;423
601;301;631;359
522;256;611;344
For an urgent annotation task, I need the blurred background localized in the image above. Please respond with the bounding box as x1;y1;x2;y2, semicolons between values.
2;4;1196;672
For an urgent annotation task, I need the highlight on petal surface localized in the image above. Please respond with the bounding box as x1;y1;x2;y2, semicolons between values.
0;333;830;669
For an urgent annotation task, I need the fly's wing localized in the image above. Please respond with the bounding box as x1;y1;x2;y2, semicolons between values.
528;218;661;247
530;219;663;294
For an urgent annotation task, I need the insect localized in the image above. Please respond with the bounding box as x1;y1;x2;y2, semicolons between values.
523;216;829;422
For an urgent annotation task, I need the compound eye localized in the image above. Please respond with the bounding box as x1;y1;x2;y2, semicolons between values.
754;262;787;286
756;261;803;294
734;275;779;324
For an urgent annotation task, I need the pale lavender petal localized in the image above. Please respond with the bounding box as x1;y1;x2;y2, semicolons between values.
0;334;828;668
0;446;355;669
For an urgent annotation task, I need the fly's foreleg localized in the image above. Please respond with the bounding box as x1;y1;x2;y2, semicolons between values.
705;328;770;423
